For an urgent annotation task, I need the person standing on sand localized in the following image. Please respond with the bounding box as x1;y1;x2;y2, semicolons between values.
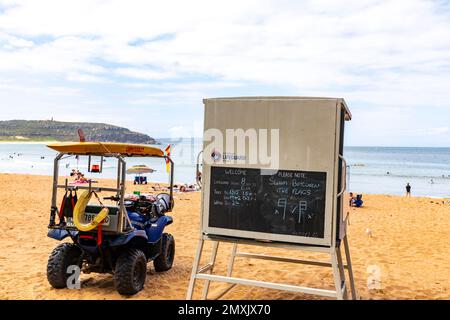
405;183;411;197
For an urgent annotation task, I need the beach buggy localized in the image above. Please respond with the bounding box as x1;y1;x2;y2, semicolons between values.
46;142;175;295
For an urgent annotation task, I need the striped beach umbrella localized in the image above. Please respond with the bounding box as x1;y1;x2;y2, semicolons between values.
126;165;155;175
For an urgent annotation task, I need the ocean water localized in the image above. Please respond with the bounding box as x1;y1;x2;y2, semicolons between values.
0;141;449;198
0;139;202;185
345;146;450;198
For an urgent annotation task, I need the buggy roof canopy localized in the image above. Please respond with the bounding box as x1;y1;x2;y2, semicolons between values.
47;142;164;157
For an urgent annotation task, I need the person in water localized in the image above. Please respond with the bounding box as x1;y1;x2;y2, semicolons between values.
405;183;411;197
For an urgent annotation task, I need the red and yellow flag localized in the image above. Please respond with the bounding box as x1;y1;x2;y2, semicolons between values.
165;145;171;173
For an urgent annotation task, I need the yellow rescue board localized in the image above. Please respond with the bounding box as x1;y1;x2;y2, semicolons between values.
47;142;164;157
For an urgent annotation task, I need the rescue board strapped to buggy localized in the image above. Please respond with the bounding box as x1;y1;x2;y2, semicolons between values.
47;142;174;235
46;141;176;295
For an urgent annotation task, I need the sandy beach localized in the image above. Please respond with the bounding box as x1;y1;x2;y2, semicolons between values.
0;173;449;300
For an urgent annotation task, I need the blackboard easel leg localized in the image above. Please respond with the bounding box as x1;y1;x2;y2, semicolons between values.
188;236;356;300
227;243;238;277
201;241;220;299
186;238;204;300
336;246;349;300
331;250;344;300
343;235;358;299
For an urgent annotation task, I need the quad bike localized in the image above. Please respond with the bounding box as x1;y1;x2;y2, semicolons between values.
46;142;175;295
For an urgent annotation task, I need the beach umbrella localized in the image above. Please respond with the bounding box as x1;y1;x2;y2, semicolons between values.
126;165;155;175
127;165;155;184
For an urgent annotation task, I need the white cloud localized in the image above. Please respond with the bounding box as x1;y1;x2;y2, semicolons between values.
129;90;204;105
115;67;174;80
407;127;449;136
0;0;449;144
66;72;106;83
0;81;80;95
0;1;449;89
0;33;33;48
122;80;243;90
0;35;105;74
169;126;185;137
0;1;448;101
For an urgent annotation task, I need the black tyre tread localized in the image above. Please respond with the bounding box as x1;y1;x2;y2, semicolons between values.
154;233;175;272
114;249;147;295
47;243;82;289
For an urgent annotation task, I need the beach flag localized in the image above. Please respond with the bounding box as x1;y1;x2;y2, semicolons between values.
165;145;171;173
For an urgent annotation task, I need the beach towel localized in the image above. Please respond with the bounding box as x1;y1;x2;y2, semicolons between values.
69;180;98;186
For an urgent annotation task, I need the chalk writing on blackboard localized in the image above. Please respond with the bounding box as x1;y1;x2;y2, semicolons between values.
208;167;327;239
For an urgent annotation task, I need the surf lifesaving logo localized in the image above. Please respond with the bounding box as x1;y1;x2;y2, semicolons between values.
211;149;222;162
211;149;246;162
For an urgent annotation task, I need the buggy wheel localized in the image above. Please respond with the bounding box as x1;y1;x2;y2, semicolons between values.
47;243;82;289
154;233;175;272
114;249;147;295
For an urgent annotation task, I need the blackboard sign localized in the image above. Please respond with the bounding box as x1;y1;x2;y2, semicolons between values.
209;167;327;238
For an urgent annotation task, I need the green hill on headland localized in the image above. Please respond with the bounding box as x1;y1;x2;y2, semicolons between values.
0;120;157;144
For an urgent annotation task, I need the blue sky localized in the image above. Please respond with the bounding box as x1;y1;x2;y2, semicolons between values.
0;0;449;147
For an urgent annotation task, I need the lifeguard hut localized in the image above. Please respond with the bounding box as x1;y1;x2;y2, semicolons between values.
187;97;357;300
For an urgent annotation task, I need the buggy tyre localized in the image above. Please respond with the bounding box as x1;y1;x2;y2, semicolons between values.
114;249;147;295
47;243;82;289
154;233;175;272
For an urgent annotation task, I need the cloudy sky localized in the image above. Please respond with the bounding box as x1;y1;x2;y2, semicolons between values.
0;0;449;146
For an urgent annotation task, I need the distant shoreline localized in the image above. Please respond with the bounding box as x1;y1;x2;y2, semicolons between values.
0;140;60;144
0;140;161;145
1;139;448;148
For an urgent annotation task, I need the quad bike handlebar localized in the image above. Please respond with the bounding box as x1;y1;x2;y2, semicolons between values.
103;196;120;201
